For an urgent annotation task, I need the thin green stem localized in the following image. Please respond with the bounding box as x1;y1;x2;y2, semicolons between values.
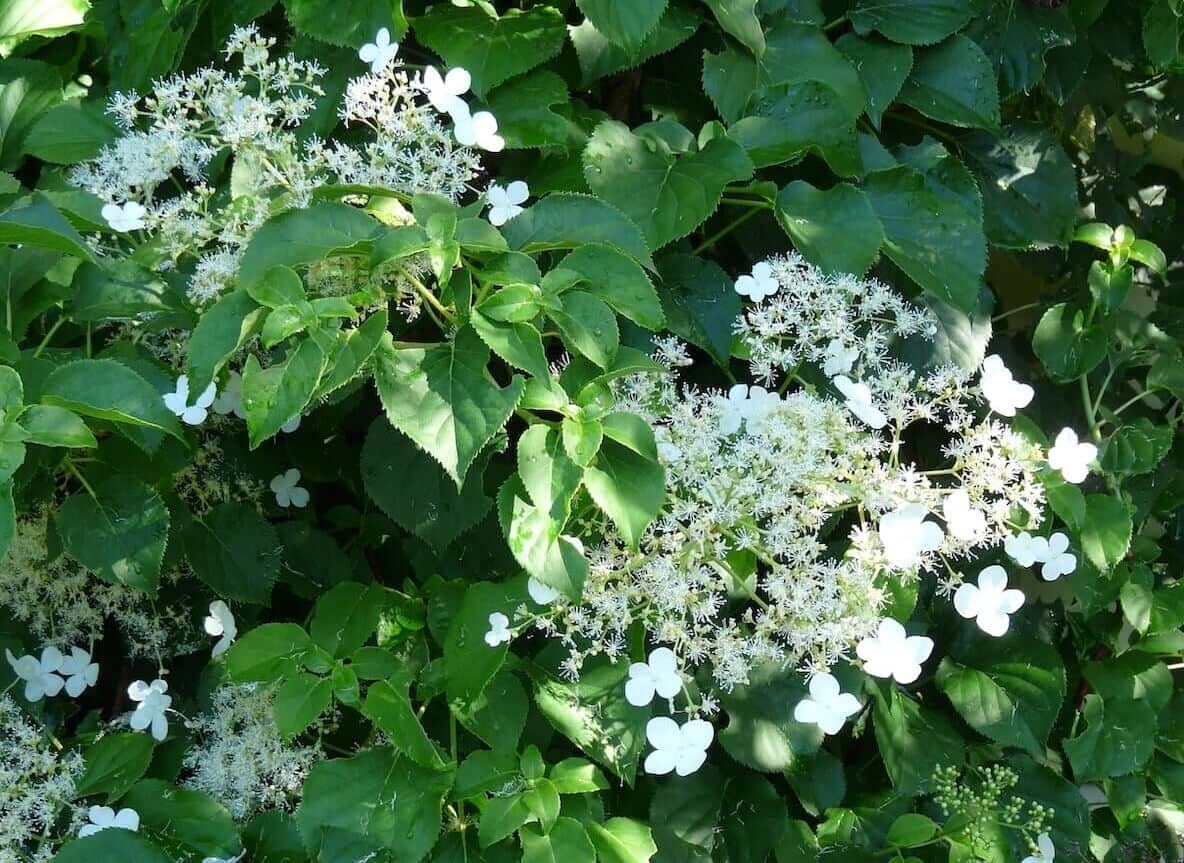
33;317;66;358
692;207;762;255
992;301;1042;323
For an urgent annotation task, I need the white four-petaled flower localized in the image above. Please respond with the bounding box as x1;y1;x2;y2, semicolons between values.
101;201;147;232
878;504;943;569
856;618;934;684
163;375;217;426
979;354;1034;417
204;600;237;657
486;181;529;227
823;338;859;376
733;262;778;301
942;489;986;542
270;469;309;509
422;66;471;117
358;27;398;74
6;647;65;702
718;383;781;435
643;716;713;776
453;110;504;152
212;370;246;418
954;566;1025;637
485;612;511;646
128;679;171;741
832;375;887;429
793;672;861;735
1040;532;1076;581
1021;833;1056;863
1004;531;1047;567
625;647;682;707
527;578;560;605
79;805;140;837
60;647;99;697
1047;428;1096;484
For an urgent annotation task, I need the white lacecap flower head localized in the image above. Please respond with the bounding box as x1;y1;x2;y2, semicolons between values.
942;489;986;542
734;262;778;301
878;504;944;569
422;66;471;116
6;646;65;702
102;201;147;232
128;679;171;741
163;375;217;426
1021;832;1056;863
856;618;934;684
358;27;399;73
486;180;529;227
60;646;99;697
792;672;861;735
832;375;887;429
625;647;681;707
270;469;309;508
485;612;511;647
453;108;504;152
954;565;1025;637
527;578;560;605
79;805;140;837
204;600;237;657
979;354;1034;417
643;716;713;776
1048;428;1096;484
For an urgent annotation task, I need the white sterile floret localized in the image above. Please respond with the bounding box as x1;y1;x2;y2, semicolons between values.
831;375;887;429
486;180;529;227
453;109;504;152
128;679;171;740
202;854;247;863
59;646;99;697
164;375;217;426
718;383;782;435
1040;532;1076;581
1048;428;1096;484
212;370;247;418
6;647;65;702
270;469;309;509
527;578;560;605
358;27;399;73
734;262;778;301
101;200;147;232
1021;833;1056;863
204;600;237;657
485;612;511;647
79;805;140;837
422;66;471;116
625;647;682;707
643;716;713;776
1004;531;1048;567
792;672;861;735
942;489;987;542
954;566;1025;637
878;504;944;569
823;338;859;376
979;354;1034;417
856;619;934;684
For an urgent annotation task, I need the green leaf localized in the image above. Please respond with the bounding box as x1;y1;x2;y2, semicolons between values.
1032;303;1107;381
443;579;524;706
55;478;169;592
873;685;965;793
849;0;974;46
297;747;454;863
1101;419;1173;477
238;203;381;291
936;638;1066;754
702;0;764;56
587;818;657;863
70;260;184;322
22;101;117;164
0;61;64;171
502;193;655;269
247;265;306;309
718;661;821;772
964;1;1075;97
282;0;407;48
550;290;619;368
498;475;588;598
19;404;95;448
74;733;156;802
0;193;92;260
361;417;491;550
414;6;567;98
535;654;648;782
53;832;171;863
1086;653;1173;712
835;34;913;128
583;121;754;250
122;780;239;860
522;817;597;863
363;680;446;769
455;669;529;752
556;245;664;330
42;358;184;445
775;181;884;275
1065;694;1157;781
576;0;667;53
1079;495;1132;573
729;82;861;176
470;311;551;381
550;758;610;794
961;124;1079;250
313;309;388;400
862;140;985;313
583;438;664;549
899;35;1000;130
886;814;938;847
274;672;333;738
0;481;14;565
185;290;267;393
185;502;282;604
656;254;740;370
0;0;89;57
481;70;571;150
901;289;993;372
241;338;325;449
374;326;523;487
518;425;583;524
310;581;386;658
225;622;313;684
